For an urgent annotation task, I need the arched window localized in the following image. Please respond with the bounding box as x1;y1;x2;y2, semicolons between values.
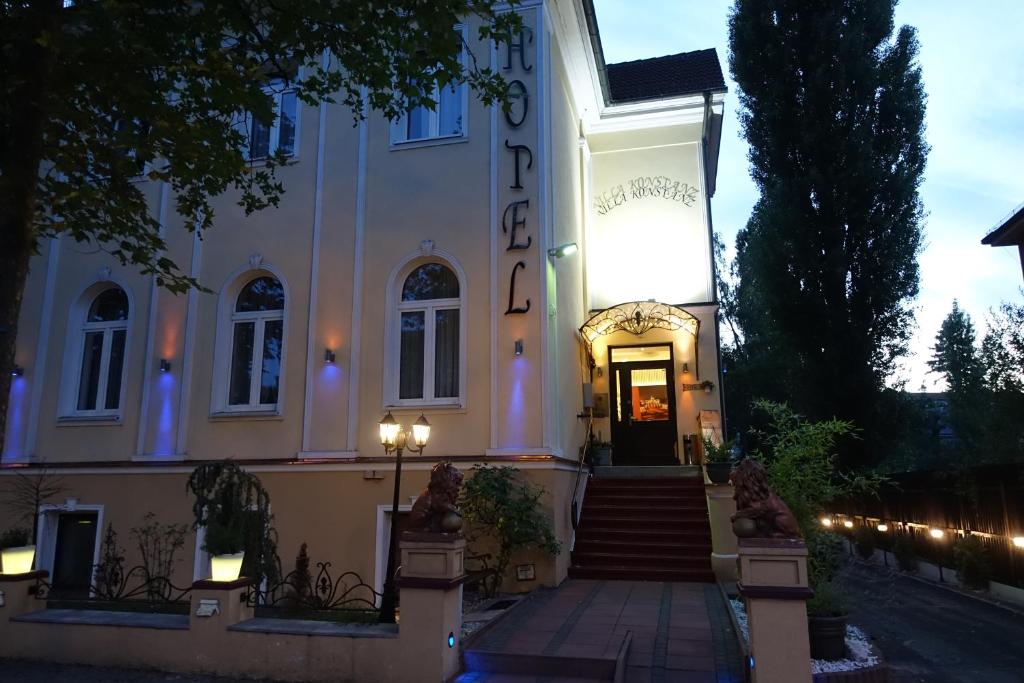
227;276;285;408
75;287;130;413
395;262;462;403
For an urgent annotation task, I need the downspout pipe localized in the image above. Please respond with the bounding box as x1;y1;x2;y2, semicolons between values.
701;91;728;439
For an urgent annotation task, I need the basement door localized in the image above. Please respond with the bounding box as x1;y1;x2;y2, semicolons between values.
50;512;99;599
609;344;677;465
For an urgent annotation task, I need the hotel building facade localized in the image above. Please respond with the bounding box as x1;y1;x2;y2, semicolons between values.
2;0;726;596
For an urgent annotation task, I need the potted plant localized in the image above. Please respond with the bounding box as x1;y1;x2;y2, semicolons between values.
702;436;733;484
588;433;613;467
806;577;849;660
204;513;246;582
1;527;35;575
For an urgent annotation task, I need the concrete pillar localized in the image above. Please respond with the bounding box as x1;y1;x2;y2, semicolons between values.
0;570;48;623
738;538;813;683
188;577;254;671
395;532;466;683
705;484;738;581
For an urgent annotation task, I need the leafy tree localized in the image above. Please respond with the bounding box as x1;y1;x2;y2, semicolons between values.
0;1;523;453
0;462;68;541
981;297;1024;393
460;465;559;595
727;0;928;467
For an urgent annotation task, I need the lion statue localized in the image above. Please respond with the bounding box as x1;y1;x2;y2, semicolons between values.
407;461;464;533
731;459;801;538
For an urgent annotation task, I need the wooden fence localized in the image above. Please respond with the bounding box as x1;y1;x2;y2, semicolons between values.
832;463;1024;587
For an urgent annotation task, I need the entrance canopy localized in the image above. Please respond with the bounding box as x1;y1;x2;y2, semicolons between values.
579;301;700;365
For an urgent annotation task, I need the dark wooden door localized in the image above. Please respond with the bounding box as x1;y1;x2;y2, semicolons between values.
51;512;98;599
609;355;677;465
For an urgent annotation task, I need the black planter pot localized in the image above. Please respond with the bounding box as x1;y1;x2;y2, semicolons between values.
808;615;848;660
705;462;732;484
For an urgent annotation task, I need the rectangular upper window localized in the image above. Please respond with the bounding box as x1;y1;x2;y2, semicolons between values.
390;26;467;145
246;79;298;160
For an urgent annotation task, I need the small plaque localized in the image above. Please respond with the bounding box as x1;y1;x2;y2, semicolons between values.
516;563;536;581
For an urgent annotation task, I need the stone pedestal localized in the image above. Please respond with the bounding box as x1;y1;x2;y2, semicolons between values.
396;532;466;683
0;570;48;622
705;484;738;581
738;538;813;683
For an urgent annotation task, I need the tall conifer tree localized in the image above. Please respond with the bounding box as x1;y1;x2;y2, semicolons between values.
726;0;928;465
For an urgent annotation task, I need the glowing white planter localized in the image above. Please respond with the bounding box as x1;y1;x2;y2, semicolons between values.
210;552;245;582
1;545;36;575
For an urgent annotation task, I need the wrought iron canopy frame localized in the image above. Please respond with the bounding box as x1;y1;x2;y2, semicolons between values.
579;301;701;376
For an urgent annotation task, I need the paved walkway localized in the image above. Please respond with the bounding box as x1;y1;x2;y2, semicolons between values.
838;560;1024;683
459;579;743;682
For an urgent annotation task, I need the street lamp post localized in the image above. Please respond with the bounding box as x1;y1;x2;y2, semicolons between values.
377;411;431;624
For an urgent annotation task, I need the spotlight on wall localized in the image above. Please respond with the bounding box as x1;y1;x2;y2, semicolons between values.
681;362;690;373
1013;536;1024;549
11;365;24;377
324;348;336;364
877;523;888;532
929;528;944;539
514;339;524;356
547;242;578;259
820;517;833;527
159;359;171;373
843;520;854;529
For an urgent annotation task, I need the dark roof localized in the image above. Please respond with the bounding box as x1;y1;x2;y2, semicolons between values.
606;49;726;104
982;202;1024;247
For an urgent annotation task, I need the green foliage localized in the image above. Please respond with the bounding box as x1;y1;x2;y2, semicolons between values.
131;512;187;594
929;301;985;395
806;578;848;618
1;465;68;542
807;531;845;589
459;465;560;590
0;527;31;549
749;400;876;536
725;0;928;467
893;534;918;572
853;526;876;560
203;514;247;556
953;535;991;590
187;460;279;582
702;436;734;464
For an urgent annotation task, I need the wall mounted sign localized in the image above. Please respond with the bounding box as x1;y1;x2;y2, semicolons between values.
501;26;535;316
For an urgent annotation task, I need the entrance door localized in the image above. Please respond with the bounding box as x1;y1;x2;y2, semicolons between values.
51;512;98;599
609;345;677;465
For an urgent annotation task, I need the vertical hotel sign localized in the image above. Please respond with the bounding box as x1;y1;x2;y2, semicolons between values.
501;21;534;315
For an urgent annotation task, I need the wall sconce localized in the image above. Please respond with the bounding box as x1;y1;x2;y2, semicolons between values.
514;339;524;356
159;359;171;373
324;348;336;364
681;362;689;373
547;242;578;259
11;365;24;377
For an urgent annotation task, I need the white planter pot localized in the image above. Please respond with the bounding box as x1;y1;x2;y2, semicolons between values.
210;551;245;582
1;545;36;575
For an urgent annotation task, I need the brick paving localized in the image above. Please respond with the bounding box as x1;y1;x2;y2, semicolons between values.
458;579;744;683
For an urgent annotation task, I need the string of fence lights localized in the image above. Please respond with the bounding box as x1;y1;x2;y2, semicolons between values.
819;514;1024;549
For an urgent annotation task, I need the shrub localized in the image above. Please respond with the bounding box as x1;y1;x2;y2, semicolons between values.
893;533;918;572
131;512;187;591
953;535;990;590
93;524;126;599
853;525;875;560
702;436;734;464
0;527;31;549
806;578;848;618
203;513;247;556
460;465;560;595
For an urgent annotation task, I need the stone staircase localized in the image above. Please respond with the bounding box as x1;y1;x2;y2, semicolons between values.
569;473;715;583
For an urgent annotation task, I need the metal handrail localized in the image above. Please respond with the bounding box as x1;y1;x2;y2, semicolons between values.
570;414;595;531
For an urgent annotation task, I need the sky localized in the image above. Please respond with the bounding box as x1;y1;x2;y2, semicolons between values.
592;0;1024;390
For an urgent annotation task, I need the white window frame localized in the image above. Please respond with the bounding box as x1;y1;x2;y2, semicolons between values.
58;283;132;421
389;25;468;146
211;268;289;416
383;253;467;409
246;77;301;161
